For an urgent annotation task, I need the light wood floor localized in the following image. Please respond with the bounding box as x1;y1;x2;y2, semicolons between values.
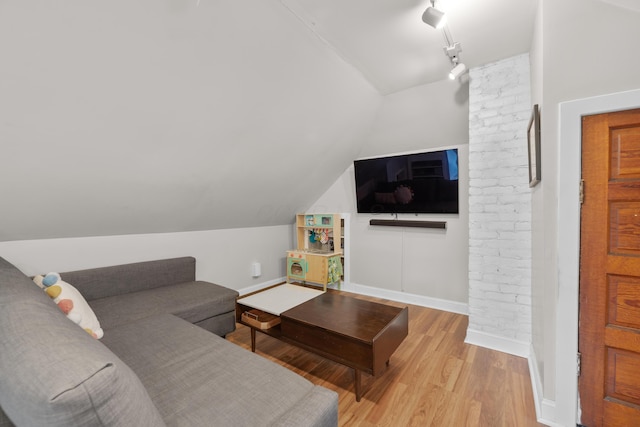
226;291;544;427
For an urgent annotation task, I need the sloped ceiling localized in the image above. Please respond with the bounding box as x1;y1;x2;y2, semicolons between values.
0;0;381;241
1;0;537;242
282;0;538;94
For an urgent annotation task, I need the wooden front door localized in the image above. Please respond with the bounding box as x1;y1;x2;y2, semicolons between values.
579;108;640;426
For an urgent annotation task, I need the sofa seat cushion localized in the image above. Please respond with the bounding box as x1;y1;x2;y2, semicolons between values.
90;280;238;330
101;314;338;427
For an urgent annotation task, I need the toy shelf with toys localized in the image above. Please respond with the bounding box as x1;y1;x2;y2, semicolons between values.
286;213;343;291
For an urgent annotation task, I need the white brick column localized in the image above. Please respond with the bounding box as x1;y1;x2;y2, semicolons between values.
467;54;532;354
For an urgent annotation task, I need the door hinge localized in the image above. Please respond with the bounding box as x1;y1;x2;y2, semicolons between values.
577;352;582;377
579;179;585;204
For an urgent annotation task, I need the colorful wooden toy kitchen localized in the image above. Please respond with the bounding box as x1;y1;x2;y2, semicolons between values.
286;213;343;291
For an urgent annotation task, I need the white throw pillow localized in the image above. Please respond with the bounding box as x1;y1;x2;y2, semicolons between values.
33;273;104;339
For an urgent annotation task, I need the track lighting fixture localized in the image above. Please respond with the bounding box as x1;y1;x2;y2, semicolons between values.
422;0;446;29
443;41;466;80
449;62;466;80
422;5;467;81
443;41;461;62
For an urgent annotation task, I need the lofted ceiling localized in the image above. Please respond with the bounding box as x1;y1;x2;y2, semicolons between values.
0;0;539;242
281;0;539;94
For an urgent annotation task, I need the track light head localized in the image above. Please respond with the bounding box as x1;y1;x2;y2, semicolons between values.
422;2;446;29
449;62;467;80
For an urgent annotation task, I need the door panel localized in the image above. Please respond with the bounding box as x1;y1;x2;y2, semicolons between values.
606;348;640;405
579;108;640;426
609;202;640;255
607;275;640;327
610;127;640;179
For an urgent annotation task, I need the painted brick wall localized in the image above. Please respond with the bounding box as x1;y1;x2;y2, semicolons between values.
468;54;532;344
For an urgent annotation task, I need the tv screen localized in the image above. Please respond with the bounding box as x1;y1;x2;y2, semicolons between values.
354;149;459;214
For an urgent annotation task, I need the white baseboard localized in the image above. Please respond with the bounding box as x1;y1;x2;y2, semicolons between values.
528;345;560;427
239;279;468;314
346;282;469;315
529;345;544;418
537;399;560;427
464;328;530;358
465;331;561;426
237;276;286;296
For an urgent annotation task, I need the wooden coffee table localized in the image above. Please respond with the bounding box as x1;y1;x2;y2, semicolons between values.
236;288;409;401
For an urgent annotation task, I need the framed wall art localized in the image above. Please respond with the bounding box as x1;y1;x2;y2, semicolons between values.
527;104;541;187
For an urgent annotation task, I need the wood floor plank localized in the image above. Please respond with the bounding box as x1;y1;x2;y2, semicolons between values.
226;290;544;426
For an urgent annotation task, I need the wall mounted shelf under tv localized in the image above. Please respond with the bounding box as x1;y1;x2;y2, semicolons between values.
369;219;447;229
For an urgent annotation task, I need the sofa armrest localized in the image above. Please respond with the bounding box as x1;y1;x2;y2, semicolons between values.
269;386;338;427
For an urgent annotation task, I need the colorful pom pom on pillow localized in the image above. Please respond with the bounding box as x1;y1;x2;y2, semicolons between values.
33;273;104;339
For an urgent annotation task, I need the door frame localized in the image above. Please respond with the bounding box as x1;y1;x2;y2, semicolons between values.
557;88;640;426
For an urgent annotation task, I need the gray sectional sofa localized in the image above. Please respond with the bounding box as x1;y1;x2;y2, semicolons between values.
0;256;338;427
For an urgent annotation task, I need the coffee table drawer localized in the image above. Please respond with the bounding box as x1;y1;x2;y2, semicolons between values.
281;319;373;372
241;309;281;330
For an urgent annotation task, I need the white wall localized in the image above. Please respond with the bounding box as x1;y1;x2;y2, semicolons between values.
531;1;640;425
0;225;291;294
357;78;469;159
309;78;469;313
528;1;552;422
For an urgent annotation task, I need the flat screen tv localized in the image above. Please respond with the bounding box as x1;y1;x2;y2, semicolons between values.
354;149;459;214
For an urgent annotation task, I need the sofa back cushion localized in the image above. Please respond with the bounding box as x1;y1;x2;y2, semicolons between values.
60;256;196;301
0;257;166;427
